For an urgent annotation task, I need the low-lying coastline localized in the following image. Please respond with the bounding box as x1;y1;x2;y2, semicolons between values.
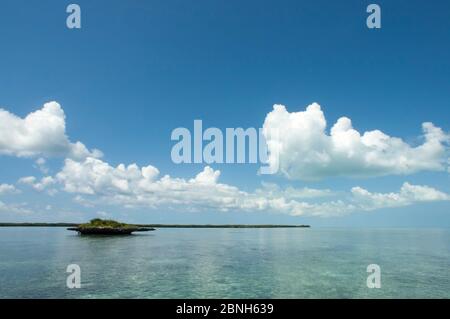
0;222;310;228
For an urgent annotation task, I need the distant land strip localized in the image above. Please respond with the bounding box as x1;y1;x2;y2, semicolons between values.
0;223;310;228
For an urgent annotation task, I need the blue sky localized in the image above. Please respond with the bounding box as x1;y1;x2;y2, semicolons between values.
0;0;449;226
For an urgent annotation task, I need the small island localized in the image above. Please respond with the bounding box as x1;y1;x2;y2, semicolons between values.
67;219;155;235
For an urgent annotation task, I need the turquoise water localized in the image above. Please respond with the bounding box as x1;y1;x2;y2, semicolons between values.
0;227;448;298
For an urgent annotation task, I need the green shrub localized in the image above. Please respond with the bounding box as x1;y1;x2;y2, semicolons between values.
79;219;134;229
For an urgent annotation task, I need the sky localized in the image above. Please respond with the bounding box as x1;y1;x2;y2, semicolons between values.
0;0;449;226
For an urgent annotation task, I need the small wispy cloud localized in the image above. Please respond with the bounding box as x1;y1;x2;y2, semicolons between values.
0;183;20;195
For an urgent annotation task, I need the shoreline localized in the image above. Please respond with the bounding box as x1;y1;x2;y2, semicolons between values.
0;222;310;228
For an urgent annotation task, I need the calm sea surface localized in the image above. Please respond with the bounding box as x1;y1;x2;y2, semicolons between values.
0;227;449;298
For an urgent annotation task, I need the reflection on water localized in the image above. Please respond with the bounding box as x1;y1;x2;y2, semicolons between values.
0;227;449;298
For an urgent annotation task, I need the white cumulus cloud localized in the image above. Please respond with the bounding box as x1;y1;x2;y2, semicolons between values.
0;201;32;215
351;182;450;211
0;184;19;195
262;103;449;181
18;175;56;193
0;101;102;160
49;157;450;217
3;100;449;219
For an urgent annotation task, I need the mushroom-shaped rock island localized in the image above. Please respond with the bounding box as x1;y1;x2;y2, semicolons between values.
68;219;155;235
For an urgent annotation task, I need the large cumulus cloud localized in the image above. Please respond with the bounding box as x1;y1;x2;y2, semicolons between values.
262;103;449;181
0;101;102;160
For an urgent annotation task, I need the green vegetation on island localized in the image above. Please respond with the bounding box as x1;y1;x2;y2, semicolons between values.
78;219;135;229
67;219;155;235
